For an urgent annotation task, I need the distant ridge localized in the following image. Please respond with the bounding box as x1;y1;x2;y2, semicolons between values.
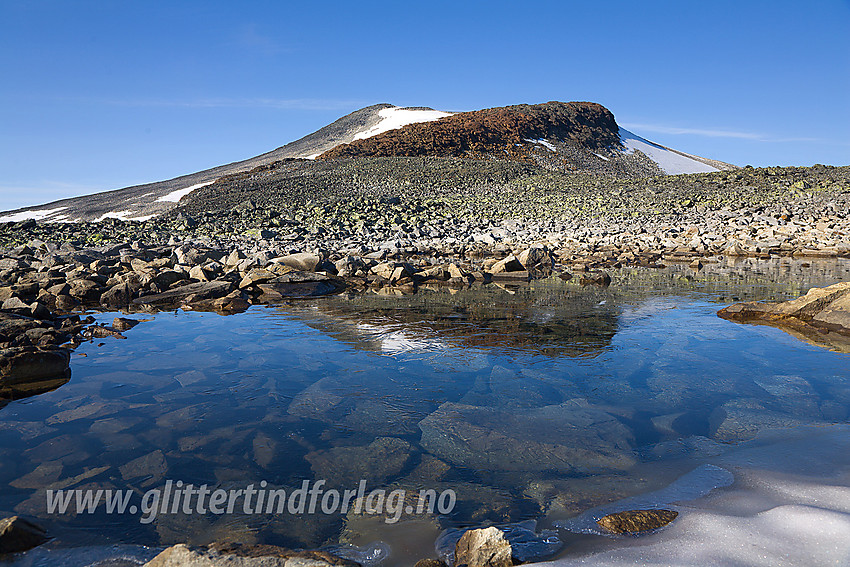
0;101;737;223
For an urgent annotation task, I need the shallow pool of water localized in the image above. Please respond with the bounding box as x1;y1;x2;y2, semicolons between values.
1;258;849;565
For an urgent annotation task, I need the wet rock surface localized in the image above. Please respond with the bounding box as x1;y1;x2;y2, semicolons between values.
0;516;49;554
595;509;679;535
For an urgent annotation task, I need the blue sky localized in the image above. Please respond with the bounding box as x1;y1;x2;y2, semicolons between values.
1;0;848;211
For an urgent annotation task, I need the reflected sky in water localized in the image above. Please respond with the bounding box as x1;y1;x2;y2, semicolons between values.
0;258;848;565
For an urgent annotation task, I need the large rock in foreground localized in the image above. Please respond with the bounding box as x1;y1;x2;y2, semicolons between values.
144;543;360;567
454;527;513;567
718;281;850;352
0;516;49;554
419;400;636;474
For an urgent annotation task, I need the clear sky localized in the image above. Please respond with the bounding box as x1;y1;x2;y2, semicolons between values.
1;0;848;211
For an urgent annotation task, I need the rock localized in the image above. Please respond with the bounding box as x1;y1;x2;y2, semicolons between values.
132;281;234;308
256;272;345;300
812;292;850;330
419;401;635;474
224;249;246;268
454;527;512;567
579;271;612;286
439;521;562;565
29;301;52;320
447;263;470;280
708;400;822;442
173;246;218;266
272;252;321;272
1;297;30;312
718;281;850;351
144;543;360;566
0;347;70;383
100;283;131;307
189;264;214;282
68;279;102;302
0;516;49;553
414;560;447;567
112;317;141;331
245;228;277;240
238;268;278;289
0;258;27;270
489;255;523;274
212;291;252;313
517;245;554;270
154;270;185;289
596;509;678;534
306;437;413;486
120;449;168;482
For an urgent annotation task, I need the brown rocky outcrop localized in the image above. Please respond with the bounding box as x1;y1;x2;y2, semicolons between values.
319;101;620;162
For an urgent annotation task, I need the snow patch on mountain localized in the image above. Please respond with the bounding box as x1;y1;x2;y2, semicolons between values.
95;211;154;222
0;207;68;223
620;128;719;175
156;181;215;203
525;139;557;152
352;107;453;141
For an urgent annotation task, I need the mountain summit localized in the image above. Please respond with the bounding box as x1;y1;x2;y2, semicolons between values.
1;101;736;223
318;101;734;177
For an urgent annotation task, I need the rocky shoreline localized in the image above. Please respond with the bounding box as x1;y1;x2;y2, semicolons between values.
1;164;849;407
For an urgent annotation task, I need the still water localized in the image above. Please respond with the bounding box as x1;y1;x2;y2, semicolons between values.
1;258;849;566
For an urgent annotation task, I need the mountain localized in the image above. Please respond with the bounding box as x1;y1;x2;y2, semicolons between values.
0;102;737;223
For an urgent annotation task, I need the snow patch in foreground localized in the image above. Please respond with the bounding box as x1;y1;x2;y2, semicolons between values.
529;425;850;566
156;181;215;203
353;107;453;141
0;207;67;223
620;128;718;175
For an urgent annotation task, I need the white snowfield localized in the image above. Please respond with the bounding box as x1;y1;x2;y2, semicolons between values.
0;206;68;223
352;107;453;141
525;138;558;152
95;211;154;222
156;181;215;203
528;424;850;567
620;128;719;175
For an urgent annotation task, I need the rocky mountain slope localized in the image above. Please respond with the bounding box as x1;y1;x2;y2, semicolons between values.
0;104;400;223
1;101;736;223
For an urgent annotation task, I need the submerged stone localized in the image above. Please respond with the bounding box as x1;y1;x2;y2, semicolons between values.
306;437;413;487
419;400;636;474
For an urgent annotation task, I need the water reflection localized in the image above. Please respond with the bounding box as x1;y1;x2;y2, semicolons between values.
0;258;847;566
